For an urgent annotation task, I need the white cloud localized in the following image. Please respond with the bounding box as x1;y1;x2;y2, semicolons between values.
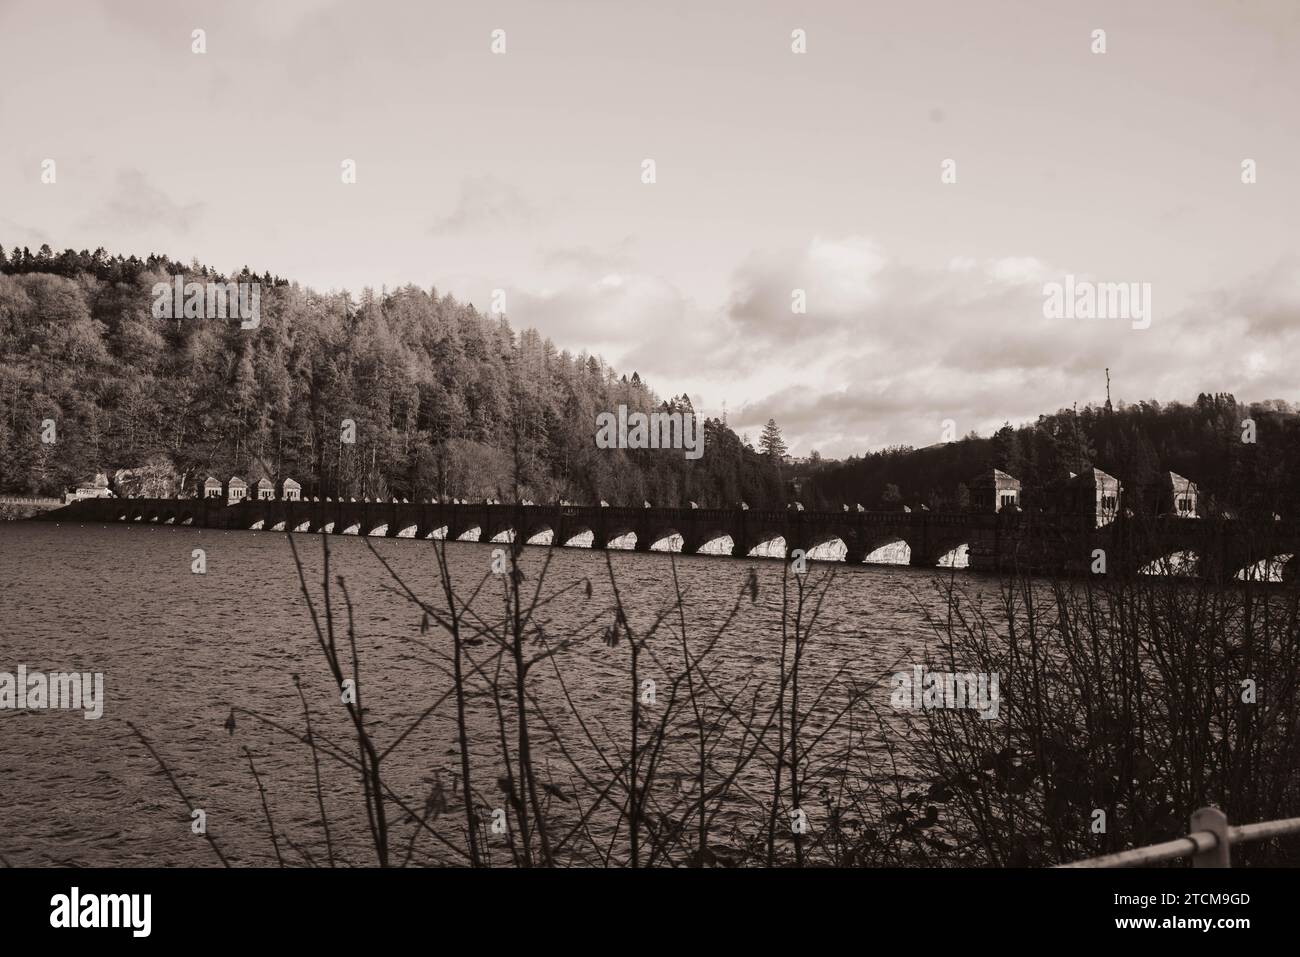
432;176;540;234
709;239;1300;457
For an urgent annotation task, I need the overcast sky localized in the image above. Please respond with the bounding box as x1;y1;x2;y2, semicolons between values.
3;0;1299;456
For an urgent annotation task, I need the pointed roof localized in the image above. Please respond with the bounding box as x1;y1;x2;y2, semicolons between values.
1069;466;1119;488
970;468;1020;487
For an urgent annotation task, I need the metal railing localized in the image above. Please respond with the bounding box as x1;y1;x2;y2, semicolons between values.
1057;806;1300;868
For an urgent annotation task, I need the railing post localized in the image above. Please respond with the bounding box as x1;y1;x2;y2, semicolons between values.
1191;806;1231;868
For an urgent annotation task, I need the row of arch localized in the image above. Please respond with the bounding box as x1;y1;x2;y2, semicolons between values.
251;522;955;566
101;509;1296;577
1138;550;1297;582
113;508;964;566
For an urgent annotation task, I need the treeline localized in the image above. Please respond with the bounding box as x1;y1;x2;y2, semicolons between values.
0;244;784;507
806;394;1300;515
1;242;290;288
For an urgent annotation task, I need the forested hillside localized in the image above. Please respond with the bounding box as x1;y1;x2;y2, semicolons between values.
0;244;784;506
806;394;1300;515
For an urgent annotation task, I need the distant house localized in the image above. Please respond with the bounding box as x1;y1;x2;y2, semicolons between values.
1162;471;1198;517
67;472;113;503
1124;470;1200;517
1048;468;1122;526
282;478;302;501
203;476;223;499
227;476;248;504
255;477;275;501
970;468;1021;512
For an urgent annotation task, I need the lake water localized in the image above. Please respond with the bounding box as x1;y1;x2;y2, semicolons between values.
0;521;983;866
